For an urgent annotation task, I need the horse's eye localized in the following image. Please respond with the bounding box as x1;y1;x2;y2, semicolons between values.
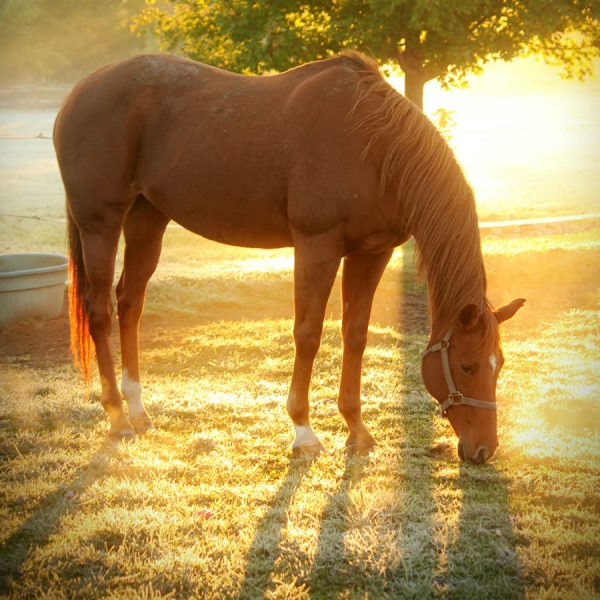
460;362;479;375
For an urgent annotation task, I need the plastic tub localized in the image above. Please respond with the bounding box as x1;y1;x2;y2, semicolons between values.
0;253;68;325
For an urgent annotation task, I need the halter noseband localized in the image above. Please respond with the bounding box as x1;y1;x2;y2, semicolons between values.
422;329;497;418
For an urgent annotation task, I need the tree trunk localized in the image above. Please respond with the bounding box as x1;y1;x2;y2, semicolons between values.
396;48;428;111
404;71;425;111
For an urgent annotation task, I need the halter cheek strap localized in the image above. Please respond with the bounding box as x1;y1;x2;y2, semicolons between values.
422;329;497;418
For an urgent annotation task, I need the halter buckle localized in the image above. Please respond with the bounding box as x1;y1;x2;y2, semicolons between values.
448;391;463;404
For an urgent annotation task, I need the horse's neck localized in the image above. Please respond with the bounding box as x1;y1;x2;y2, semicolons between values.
353;75;488;334
410;206;487;338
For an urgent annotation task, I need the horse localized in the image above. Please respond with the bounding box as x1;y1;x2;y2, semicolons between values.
53;51;525;464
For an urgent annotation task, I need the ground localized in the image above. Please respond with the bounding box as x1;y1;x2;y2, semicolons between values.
0;217;598;598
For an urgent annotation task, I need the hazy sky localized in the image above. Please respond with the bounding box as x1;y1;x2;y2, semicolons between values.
406;57;600;219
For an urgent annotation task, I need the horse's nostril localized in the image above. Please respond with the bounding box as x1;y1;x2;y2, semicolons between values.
457;441;465;461
474;447;487;464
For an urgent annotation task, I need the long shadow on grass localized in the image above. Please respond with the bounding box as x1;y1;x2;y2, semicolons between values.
444;464;525;599
0;439;118;594
306;454;369;598
388;241;440;596
238;456;314;600
390;368;440;596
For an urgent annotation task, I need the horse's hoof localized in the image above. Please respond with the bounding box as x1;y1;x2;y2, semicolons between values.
346;444;374;457
130;413;154;435
108;415;136;441
292;442;326;458
345;434;376;456
108;426;135;442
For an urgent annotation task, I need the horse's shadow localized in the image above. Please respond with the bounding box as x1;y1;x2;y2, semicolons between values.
238;449;370;600
306;453;370;597
237;454;316;600
0;439;118;594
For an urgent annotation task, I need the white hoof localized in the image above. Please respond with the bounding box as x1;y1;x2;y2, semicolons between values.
291;425;324;455
121;369;150;423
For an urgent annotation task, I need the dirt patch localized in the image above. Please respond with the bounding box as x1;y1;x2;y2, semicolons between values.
0;308;71;368
0;308;180;370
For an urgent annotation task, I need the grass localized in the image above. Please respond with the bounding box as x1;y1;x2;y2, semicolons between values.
0;223;599;598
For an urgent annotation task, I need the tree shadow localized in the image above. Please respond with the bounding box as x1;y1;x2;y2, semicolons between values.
444;463;525;599
238;455;315;600
389;381;439;596
396;242;525;598
0;439;119;594
387;241;440;595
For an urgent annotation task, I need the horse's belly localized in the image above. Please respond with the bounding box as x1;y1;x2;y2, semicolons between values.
151;191;293;249
140;142;293;247
177;213;293;249
140;113;295;248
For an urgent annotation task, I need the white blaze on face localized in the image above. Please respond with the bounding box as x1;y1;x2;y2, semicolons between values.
121;368;145;418
489;354;498;374
292;424;321;449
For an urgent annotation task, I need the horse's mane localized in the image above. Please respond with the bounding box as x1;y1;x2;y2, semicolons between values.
339;51;495;345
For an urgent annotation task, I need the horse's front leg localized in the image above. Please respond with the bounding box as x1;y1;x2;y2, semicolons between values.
339;249;393;454
287;230;342;455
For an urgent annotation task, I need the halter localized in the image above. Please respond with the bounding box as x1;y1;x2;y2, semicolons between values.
422;329;497;418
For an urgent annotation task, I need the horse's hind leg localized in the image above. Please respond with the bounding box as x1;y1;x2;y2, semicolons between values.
339;249;393;454
116;197;169;433
77;210;134;438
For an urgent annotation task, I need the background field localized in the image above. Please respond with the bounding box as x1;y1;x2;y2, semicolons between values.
0;68;599;598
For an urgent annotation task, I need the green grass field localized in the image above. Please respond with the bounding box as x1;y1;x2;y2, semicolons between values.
0;218;599;598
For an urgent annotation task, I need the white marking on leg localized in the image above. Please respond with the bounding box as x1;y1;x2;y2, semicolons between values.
292;424;321;449
489;354;497;374
121;368;145;418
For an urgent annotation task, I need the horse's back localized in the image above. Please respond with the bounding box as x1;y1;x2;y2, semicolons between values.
55;54;382;248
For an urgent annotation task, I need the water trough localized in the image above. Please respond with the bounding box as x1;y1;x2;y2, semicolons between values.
0;253;68;325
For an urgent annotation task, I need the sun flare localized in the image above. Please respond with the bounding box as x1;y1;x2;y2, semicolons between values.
386;56;600;221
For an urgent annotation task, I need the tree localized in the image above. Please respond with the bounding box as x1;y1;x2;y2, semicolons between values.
134;0;599;110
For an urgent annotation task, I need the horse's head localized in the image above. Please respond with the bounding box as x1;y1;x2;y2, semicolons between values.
421;298;525;464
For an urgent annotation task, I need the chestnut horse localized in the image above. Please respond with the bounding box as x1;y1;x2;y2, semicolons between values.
54;51;524;463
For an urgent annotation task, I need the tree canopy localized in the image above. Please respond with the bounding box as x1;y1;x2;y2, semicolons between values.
134;0;599;108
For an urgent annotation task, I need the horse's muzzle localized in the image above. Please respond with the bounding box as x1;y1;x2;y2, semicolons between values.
457;441;496;464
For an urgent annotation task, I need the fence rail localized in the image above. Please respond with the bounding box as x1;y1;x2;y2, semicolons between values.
478;213;600;229
1;211;599;230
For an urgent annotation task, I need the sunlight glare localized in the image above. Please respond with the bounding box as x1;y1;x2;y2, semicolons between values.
386;57;600;220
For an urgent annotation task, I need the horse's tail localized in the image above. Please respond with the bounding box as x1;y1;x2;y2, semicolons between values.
67;210;93;384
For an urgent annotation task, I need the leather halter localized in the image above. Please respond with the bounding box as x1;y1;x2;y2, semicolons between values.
422;329;497;418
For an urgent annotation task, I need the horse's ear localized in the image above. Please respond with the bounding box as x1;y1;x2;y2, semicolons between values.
495;298;526;324
458;304;479;330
